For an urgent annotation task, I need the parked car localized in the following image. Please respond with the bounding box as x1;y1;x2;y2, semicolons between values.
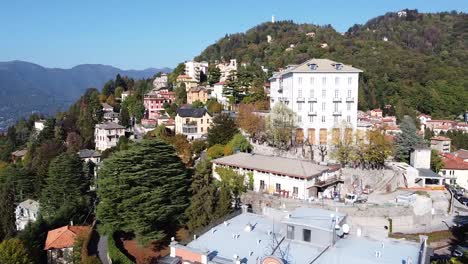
458;197;468;206
452;246;468;257
344;193;368;204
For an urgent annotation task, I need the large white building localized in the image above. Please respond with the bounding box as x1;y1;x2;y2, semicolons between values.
94;122;125;151
15;199;39;231
212;153;341;199
184;61;209;82
269;59;362;146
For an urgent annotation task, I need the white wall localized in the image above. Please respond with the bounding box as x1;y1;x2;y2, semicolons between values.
94;128;125;151
270;72;359;145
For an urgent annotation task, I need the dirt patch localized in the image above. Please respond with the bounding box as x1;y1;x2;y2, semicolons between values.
121;228;190;264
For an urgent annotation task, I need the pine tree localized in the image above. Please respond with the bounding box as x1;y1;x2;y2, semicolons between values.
0;185;16;240
394;116;426;162
207;114;239;147
0;239;33;264
97;139;189;244
186;160;217;233
40;153;89;222
215;186;232;218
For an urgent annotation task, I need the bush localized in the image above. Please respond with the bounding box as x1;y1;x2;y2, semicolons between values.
108;234;134;264
207;144;225;160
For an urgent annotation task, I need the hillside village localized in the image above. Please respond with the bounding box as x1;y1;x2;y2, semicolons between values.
0;9;467;264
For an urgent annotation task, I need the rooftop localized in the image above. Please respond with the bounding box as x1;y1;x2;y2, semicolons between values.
17;199;39;211
453;149;468;160
77;149;101;158
282;207;346;231
176;108;210;118
212;153;333;179
11;148;27;157
44;225;90;250
101;103;113;109
430;136;451;141
442;153;468;170
95;122;125;130
270;58;362;80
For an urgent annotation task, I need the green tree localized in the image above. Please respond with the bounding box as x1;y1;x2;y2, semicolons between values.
0;185;15;240
207;144;225;160
215;186;232;218
207;114;239;146
78;89;103;147
206;99;223;114
114;86;124;99
394;116;426;162
175;84;187;105
97;140;189;244
40;152;90;222
430;149;444;173
0;239;33;264
228;133;252;153
266;102;296;150
119;107;131;127
191;100;204;108
215;167;246;209
186;160;217;233
208;66;221;85
0;164;34;202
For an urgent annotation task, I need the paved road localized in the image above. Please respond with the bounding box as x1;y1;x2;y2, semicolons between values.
97;234;110;264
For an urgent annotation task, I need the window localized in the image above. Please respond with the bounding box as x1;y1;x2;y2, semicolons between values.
322;77;326;85
322;89;326;98
260;180;265;190
321;116;326;123
348;77;352;85
309;103;314;112
310;77;314;85
201;119;203;124
309;89;314;98
298;102;302;111
347;115;351;122
335;77;340;85
334;116;338;123
287;225;295;239
309;115;314;123
322;102;326;111
275;183;281;193
298;77;302;85
347;103;351;111
347;89;352;98
201;127;204;132
334;103;339;112
303;229;311;242
298;89;302;97
334;90;339;98
293;187;299;196
298;116;302;123
57;249;64;258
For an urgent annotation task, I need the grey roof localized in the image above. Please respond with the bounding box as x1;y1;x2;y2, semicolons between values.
77;149;101;158
453;149;468;159
104;111;120;118
17;199;39;211
212;153;333;179
95;122;124;130
270;58;362;80
417;168;443;178
187;208;421;264
176;108;210;118
101;103;113;109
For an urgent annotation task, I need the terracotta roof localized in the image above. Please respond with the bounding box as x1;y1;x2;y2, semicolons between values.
430;136;451;141
44;225;90;250
426;120;456;124
442;153;468;170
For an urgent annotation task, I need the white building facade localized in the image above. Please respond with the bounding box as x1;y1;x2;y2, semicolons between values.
185;61;208;82
94;122;125;151
269;59;362;145
15;199;39;231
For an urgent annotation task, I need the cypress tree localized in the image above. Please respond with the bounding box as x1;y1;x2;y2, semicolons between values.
186;160;216;233
97;139;189;244
0;185;16;240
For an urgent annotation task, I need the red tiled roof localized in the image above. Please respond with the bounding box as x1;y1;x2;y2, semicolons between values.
44;225;90;250
442;153;468;170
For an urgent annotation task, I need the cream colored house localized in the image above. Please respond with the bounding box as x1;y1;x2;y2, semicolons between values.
177;75;198;91
175;108;212;140
187;86;210;104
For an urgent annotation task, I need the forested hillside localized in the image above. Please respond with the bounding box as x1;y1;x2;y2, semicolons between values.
196;10;468;119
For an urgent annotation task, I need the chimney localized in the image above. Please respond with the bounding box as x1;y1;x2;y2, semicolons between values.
70;221;73;226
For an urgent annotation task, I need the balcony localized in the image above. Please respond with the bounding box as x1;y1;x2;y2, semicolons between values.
296;97;305;102
308;111;317;116
333;97;342;102
308;97;317;102
333;111;342;116
182;124;198;134
346;97;354;102
279;97;290;102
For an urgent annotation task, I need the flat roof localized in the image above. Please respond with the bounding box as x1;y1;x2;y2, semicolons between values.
282;207;346;231
95;122;124;130
186;208;421;264
212;153;332;179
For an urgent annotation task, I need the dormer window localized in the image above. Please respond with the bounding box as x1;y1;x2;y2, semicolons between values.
308;63;318;70
334;63;343;70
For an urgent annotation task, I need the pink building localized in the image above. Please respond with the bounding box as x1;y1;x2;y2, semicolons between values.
143;89;176;120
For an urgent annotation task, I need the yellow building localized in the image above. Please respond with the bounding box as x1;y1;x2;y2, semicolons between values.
176;75;198;91
187;86;210;104
175;108;213;140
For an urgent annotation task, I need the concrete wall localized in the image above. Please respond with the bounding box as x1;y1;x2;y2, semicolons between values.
410;149;431;169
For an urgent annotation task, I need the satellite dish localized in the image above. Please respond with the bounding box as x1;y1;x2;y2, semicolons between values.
342;224;350;234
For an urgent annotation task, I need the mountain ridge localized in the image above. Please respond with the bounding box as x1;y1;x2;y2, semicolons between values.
0;60;171;129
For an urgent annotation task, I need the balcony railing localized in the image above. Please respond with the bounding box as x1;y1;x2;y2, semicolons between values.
308;97;317;102
333;97;342;102
314;175;342;187
346;97;354;102
279;97;290;102
182;124;198;134
296;97;305;102
308;111;317;116
333;111;342;116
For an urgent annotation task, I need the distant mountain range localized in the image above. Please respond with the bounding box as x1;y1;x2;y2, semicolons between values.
0;61;171;129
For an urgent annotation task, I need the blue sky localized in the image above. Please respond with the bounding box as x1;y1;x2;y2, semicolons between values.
0;0;466;69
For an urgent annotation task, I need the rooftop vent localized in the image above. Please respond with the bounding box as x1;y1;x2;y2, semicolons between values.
308;63;318;70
